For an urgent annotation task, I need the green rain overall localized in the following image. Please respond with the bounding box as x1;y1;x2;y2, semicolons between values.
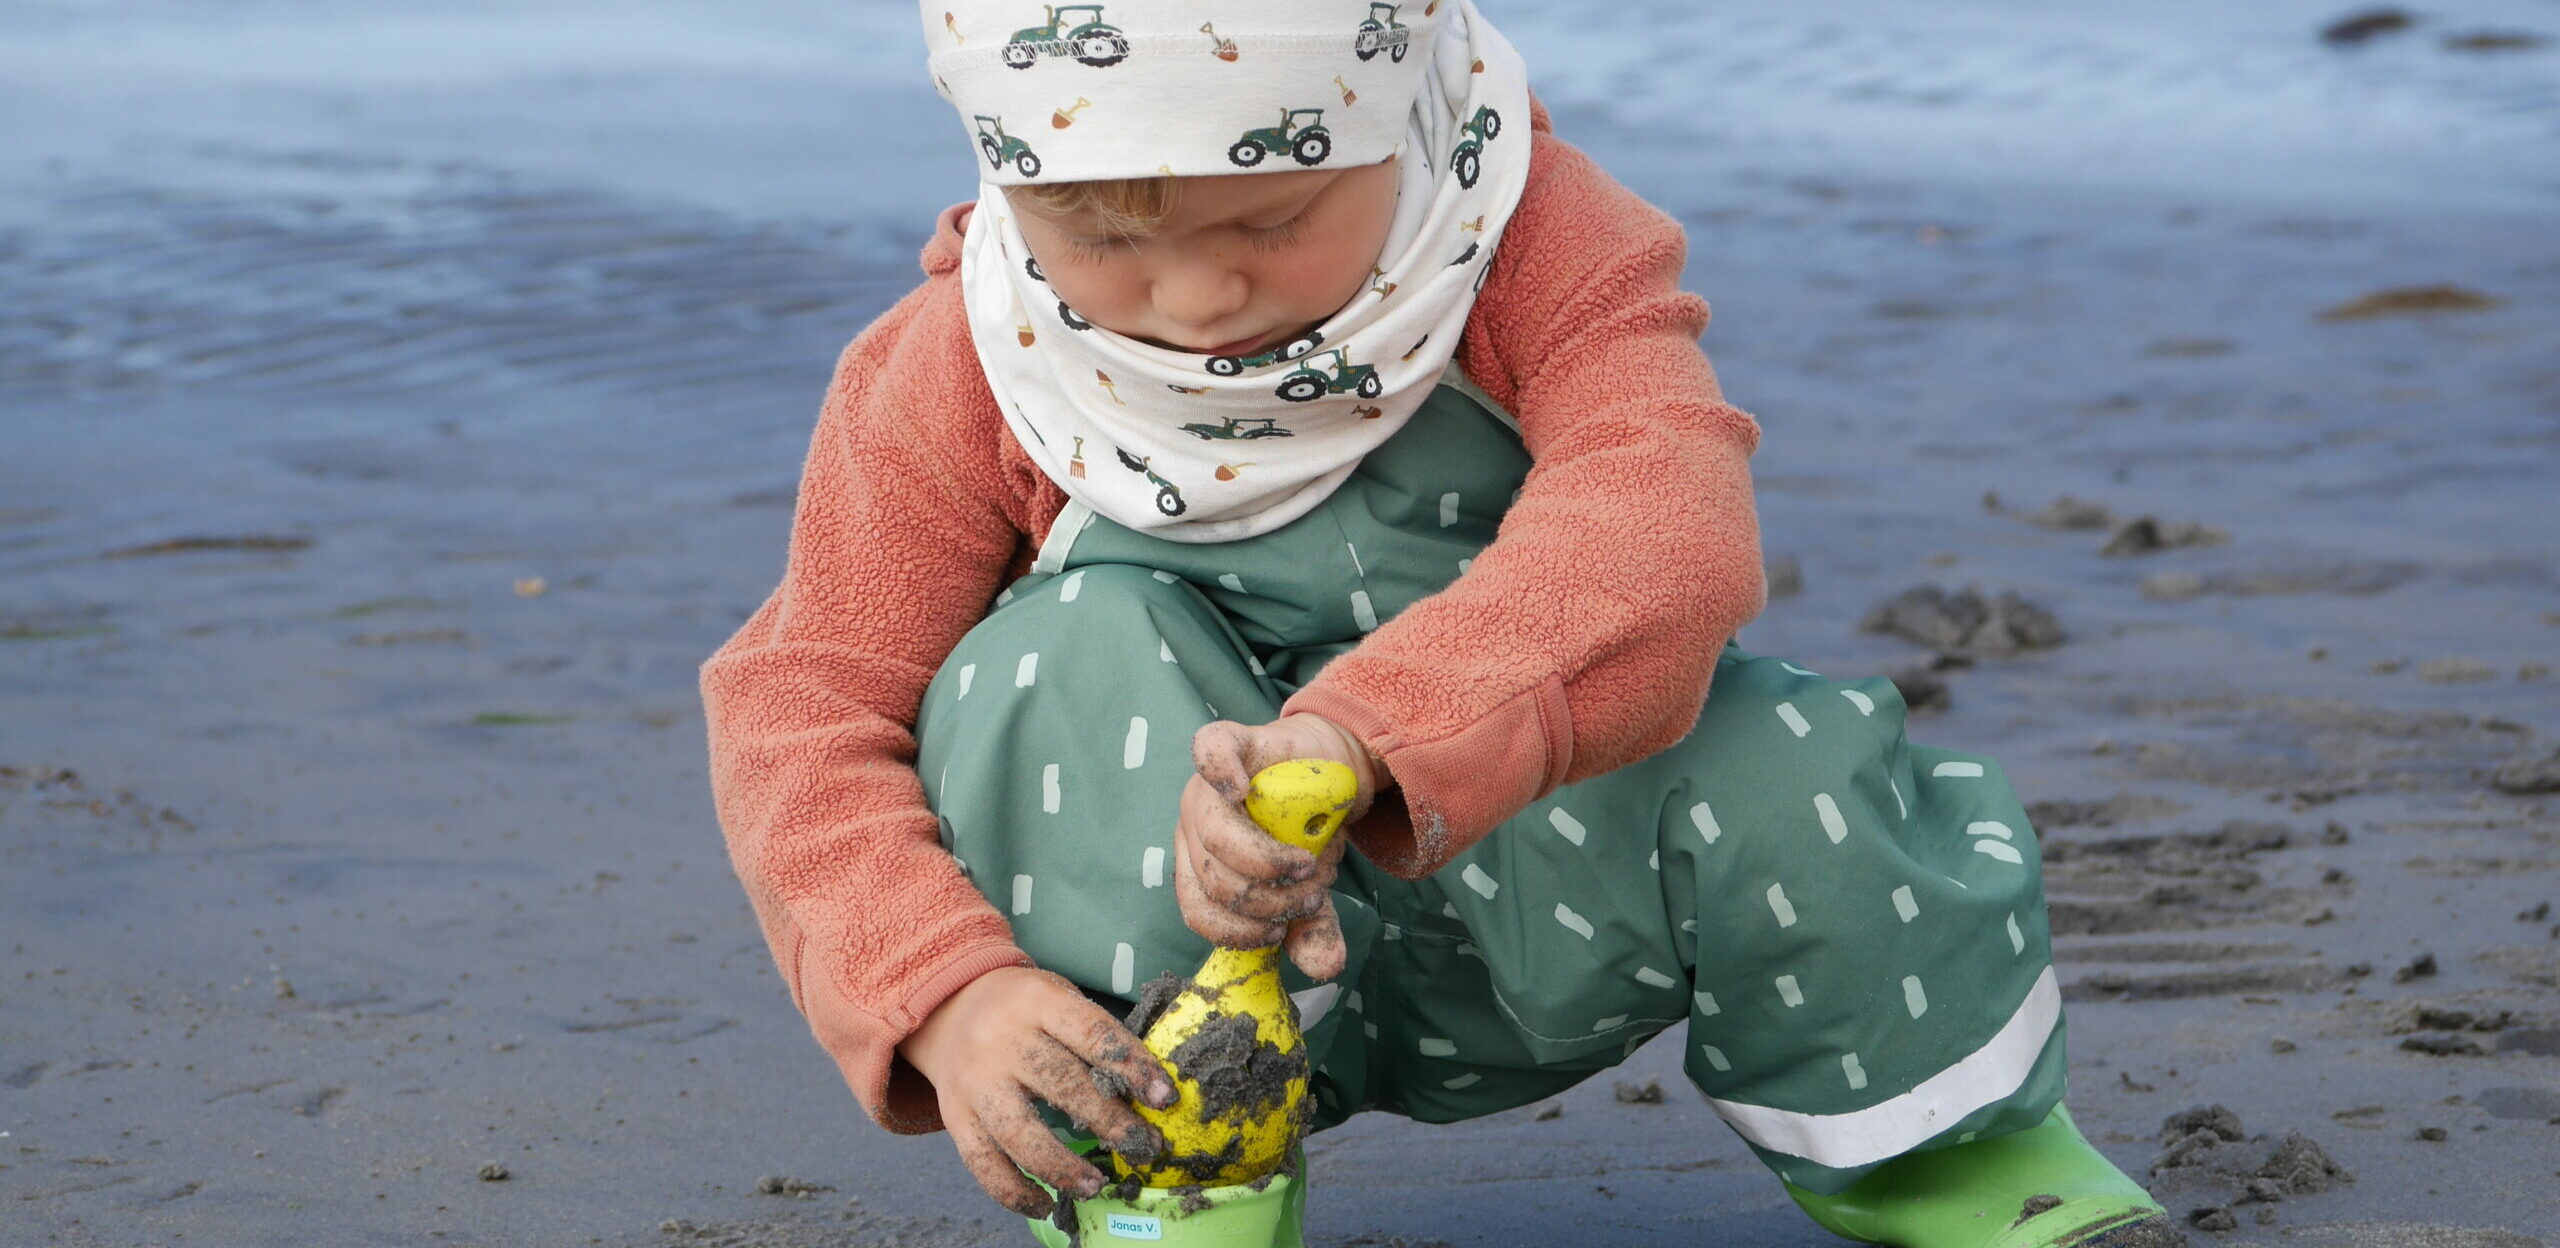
913;375;2070;1208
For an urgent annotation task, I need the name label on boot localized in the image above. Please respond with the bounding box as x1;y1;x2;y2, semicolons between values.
1104;1212;1163;1240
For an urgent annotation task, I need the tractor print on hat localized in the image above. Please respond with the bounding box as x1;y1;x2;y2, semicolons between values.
1179;415;1297;441
974;115;1043;178
1115;447;1187;516
1229;108;1333;168
1274;347;1382;402
1202;329;1324;377
1353;3;1411;62
1450;105;1501;189
1002;5;1130;69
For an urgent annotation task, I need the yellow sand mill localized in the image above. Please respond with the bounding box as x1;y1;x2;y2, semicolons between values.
1111;759;1356;1189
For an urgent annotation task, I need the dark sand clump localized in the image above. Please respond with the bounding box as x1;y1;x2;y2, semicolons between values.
1124;972;1190;1038
2490;749;2560;795
2148;1105;2351;1233
2100;517;2228;558
1861;585;2064;655
1165;1012;1302;1125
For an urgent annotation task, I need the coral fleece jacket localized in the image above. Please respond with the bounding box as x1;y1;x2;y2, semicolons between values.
700;103;1765;1134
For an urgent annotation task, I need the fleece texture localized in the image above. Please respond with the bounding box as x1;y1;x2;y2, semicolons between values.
699;98;1766;1133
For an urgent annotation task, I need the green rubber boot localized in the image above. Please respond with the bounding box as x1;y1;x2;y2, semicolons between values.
1783;1106;2182;1247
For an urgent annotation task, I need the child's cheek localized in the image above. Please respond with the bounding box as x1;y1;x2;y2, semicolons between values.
1049;256;1147;330
1267;243;1376;323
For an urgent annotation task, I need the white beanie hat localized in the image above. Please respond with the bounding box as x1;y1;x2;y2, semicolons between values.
919;1;1453;184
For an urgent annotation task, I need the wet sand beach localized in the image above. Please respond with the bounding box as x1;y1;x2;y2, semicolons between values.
3;1;2555;1244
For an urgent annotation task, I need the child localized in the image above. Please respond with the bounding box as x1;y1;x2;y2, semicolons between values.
701;2;2176;1245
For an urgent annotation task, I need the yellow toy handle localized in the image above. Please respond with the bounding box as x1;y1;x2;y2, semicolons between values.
1242;758;1358;863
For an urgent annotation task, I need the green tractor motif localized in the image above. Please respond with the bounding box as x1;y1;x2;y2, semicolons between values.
1115;447;1187;516
1203;329;1323;377
1002;5;1131;69
974;115;1042;178
1228;108;1332;168
1353;3;1410;62
1274;348;1381;403
1025;254;1096;328
1450;105;1501;189
1179;415;1297;441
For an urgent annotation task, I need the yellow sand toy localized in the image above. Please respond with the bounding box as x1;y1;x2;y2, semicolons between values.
1112;758;1356;1190
1031;759;1350;1245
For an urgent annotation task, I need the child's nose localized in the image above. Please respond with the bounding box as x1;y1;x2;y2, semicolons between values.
1150;263;1250;334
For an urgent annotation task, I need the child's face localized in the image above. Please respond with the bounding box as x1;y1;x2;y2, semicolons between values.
1006;157;1400;359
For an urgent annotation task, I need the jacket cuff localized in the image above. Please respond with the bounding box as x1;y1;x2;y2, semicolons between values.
1281;675;1572;880
806;938;1038;1136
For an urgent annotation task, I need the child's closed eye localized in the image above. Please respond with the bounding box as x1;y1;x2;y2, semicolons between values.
1055;234;1121;264
1246;213;1310;254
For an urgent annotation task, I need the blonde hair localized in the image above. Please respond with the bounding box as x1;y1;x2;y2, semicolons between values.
1013;176;1179;239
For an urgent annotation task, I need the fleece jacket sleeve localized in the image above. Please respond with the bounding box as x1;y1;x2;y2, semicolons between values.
1282;106;1767;880
699;276;1034;1135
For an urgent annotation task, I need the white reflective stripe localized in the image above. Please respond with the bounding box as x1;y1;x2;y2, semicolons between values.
1933;761;1986;778
1030;499;1094;574
1700;966;2061;1171
1290;984;1340;1031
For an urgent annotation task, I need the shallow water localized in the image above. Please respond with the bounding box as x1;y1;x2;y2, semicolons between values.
4;2;2556;1245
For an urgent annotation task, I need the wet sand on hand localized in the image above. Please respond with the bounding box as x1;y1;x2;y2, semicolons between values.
4;1;2556;1244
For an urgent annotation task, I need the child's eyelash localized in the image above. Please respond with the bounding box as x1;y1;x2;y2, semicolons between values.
1058;235;1117;263
1050;215;1304;263
1248;215;1309;252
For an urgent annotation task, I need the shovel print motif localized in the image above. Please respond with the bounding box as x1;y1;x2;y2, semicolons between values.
1201;22;1238;60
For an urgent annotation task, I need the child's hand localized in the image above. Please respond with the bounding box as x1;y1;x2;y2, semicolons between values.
895;966;1176;1219
1177;714;1383;981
